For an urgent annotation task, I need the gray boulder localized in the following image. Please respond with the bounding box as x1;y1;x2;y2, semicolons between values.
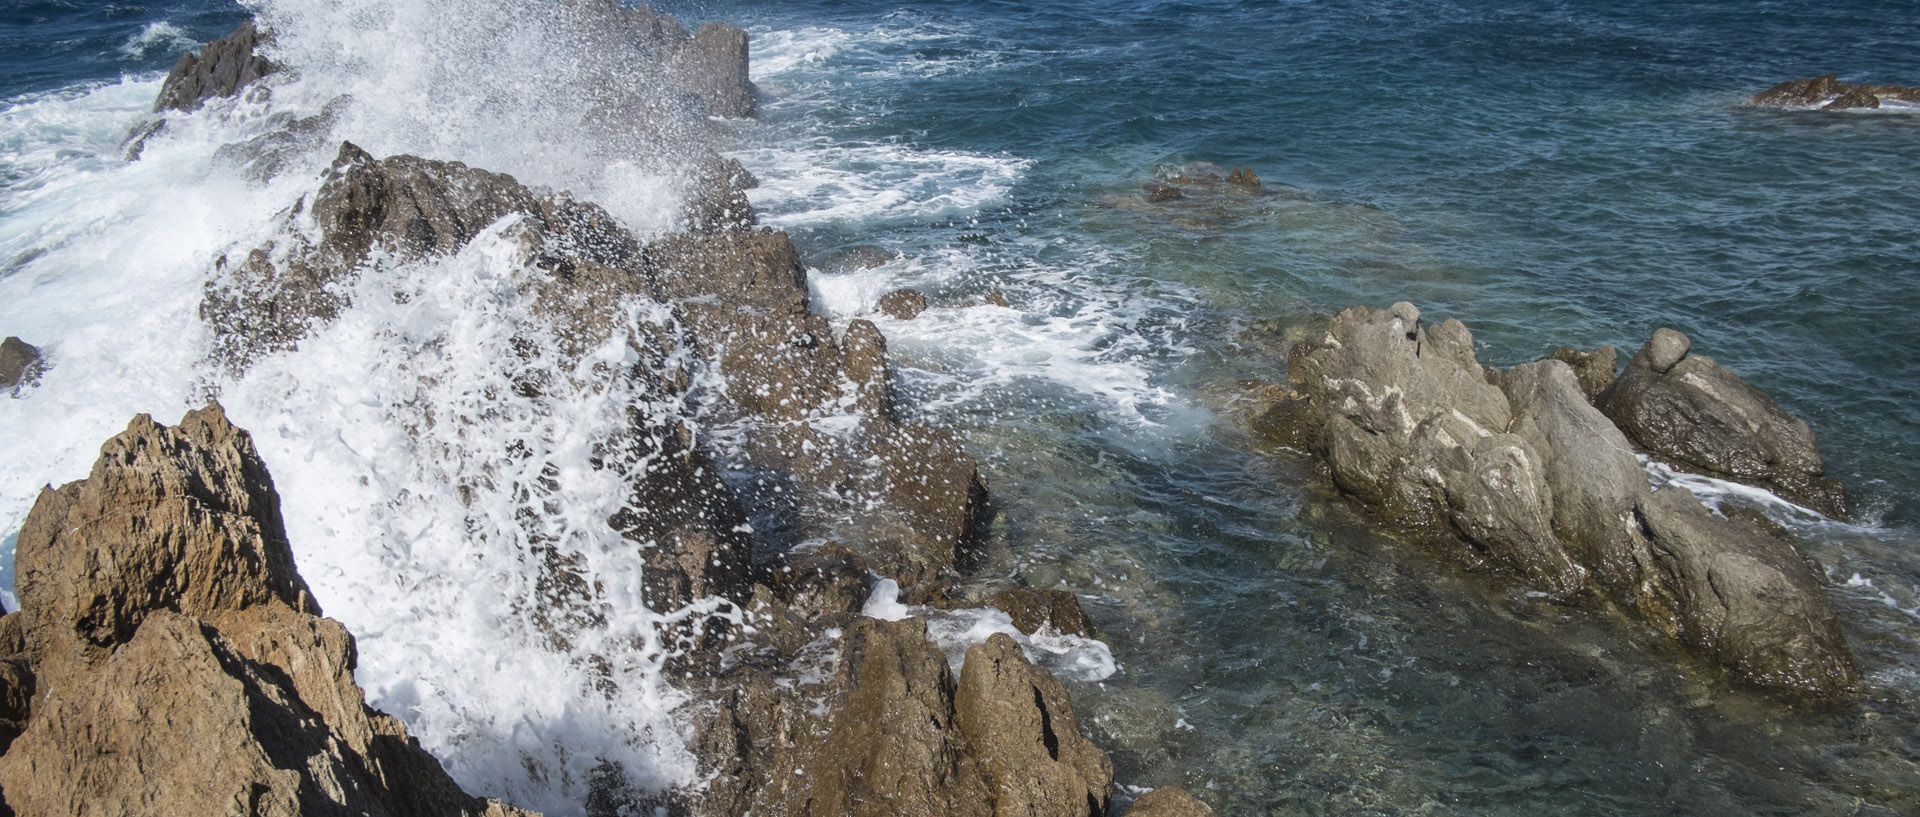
1264;305;1859;697
1270;303;1582;597
1596;327;1848;519
1125;787;1216;817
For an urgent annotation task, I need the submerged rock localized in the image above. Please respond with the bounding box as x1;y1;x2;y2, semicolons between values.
1125;787;1217;817
0;404;536;816
1749;74;1920;109
1;337;46;395
153;20;276;114
1259;304;1857;697
1596;327;1848;519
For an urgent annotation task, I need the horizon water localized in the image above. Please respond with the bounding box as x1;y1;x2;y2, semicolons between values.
3;1;1919;815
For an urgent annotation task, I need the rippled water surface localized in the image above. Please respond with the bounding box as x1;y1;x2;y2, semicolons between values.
5;0;1920;814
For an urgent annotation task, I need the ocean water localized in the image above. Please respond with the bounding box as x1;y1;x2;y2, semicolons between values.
4;1;1919;815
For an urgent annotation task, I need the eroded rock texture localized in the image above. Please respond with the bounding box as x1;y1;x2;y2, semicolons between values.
1596;327;1848;519
1749;74;1920;110
0;337;45;396
1258;303;1857;697
153;20;276;114
687;620;1112;817
0;404;536;817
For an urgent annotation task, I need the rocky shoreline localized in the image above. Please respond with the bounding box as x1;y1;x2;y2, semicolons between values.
1;14;1894;817
0;16;1210;817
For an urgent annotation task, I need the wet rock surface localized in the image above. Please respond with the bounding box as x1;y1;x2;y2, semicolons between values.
0;337;45;395
687;621;1112;817
153;20;276;114
1597;327;1849;519
0;404;536;816
1748;74;1920;109
879;288;930;320
1256;303;1857;697
1124;787;1217;817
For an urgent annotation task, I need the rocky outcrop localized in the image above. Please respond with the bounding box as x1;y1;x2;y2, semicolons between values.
689;620;1112;817
1257;303;1857;697
1596;327;1848;519
1542;344;1617;401
579;1;758;119
0;404;535;816
1;337;45;395
1124;787;1217;817
879;288;930;320
988;588;1096;638
153;20;276;113
1748;74;1920;110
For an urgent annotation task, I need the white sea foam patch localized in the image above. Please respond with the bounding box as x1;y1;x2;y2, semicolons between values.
747;26;853;80
0;77;311;602
119;21;199;59
222;221;706;814
731;141;1028;228
862;578;1117;682
249;0;701;233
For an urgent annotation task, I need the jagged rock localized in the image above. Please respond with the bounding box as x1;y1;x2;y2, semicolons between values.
983;290;1011;308
153;20;276;113
989;589;1096;638
1632;488;1857;693
1125;787;1216;817
1265;303;1582;597
683;156;760;233
879;288;929;320
1749;74;1920;108
1;337;46;395
1542;344;1617;400
955;633;1114;817
0;404;537;817
843;318;896;420
1825;87;1882;110
1262;305;1858;697
689;619;1111;817
1226;166;1261;188
1498;361;1653;596
203;141;642;369
1596;328;1848;519
1145;183;1184;202
588;2;757;118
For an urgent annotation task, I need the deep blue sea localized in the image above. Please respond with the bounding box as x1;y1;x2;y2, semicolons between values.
4;1;1919;814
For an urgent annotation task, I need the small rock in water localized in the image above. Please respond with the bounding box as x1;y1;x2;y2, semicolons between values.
878;288;929;320
1;336;46;394
1125;787;1217;817
1145;183;1185;202
152;20;276;114
1824;87;1881;110
982;289;1011;308
1226;166;1261;188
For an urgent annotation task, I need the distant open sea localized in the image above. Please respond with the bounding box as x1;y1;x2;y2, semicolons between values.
5;1;1919;814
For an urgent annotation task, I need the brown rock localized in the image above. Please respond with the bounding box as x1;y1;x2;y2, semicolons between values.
955;633;1114;817
153;20;276;113
1748;74;1846;107
1543;344;1617;401
989;589;1095;637
0;404;537;817
879;288;930;320
843;318;896;420
1126;787;1216;817
1226;166;1261;188
1824;87;1881;110
1;337;45;395
1145;183;1184;202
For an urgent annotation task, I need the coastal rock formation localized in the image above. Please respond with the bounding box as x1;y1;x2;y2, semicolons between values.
1748;74;1920;110
879;288;930;320
1257;303;1857;696
578;0;758;119
1124;787;1217;817
689;621;1112;817
1596;327;1848;519
153;20;276;113
0;404;535;817
1;337;45;395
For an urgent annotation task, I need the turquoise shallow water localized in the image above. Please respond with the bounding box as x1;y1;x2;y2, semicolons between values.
5;0;1920;814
